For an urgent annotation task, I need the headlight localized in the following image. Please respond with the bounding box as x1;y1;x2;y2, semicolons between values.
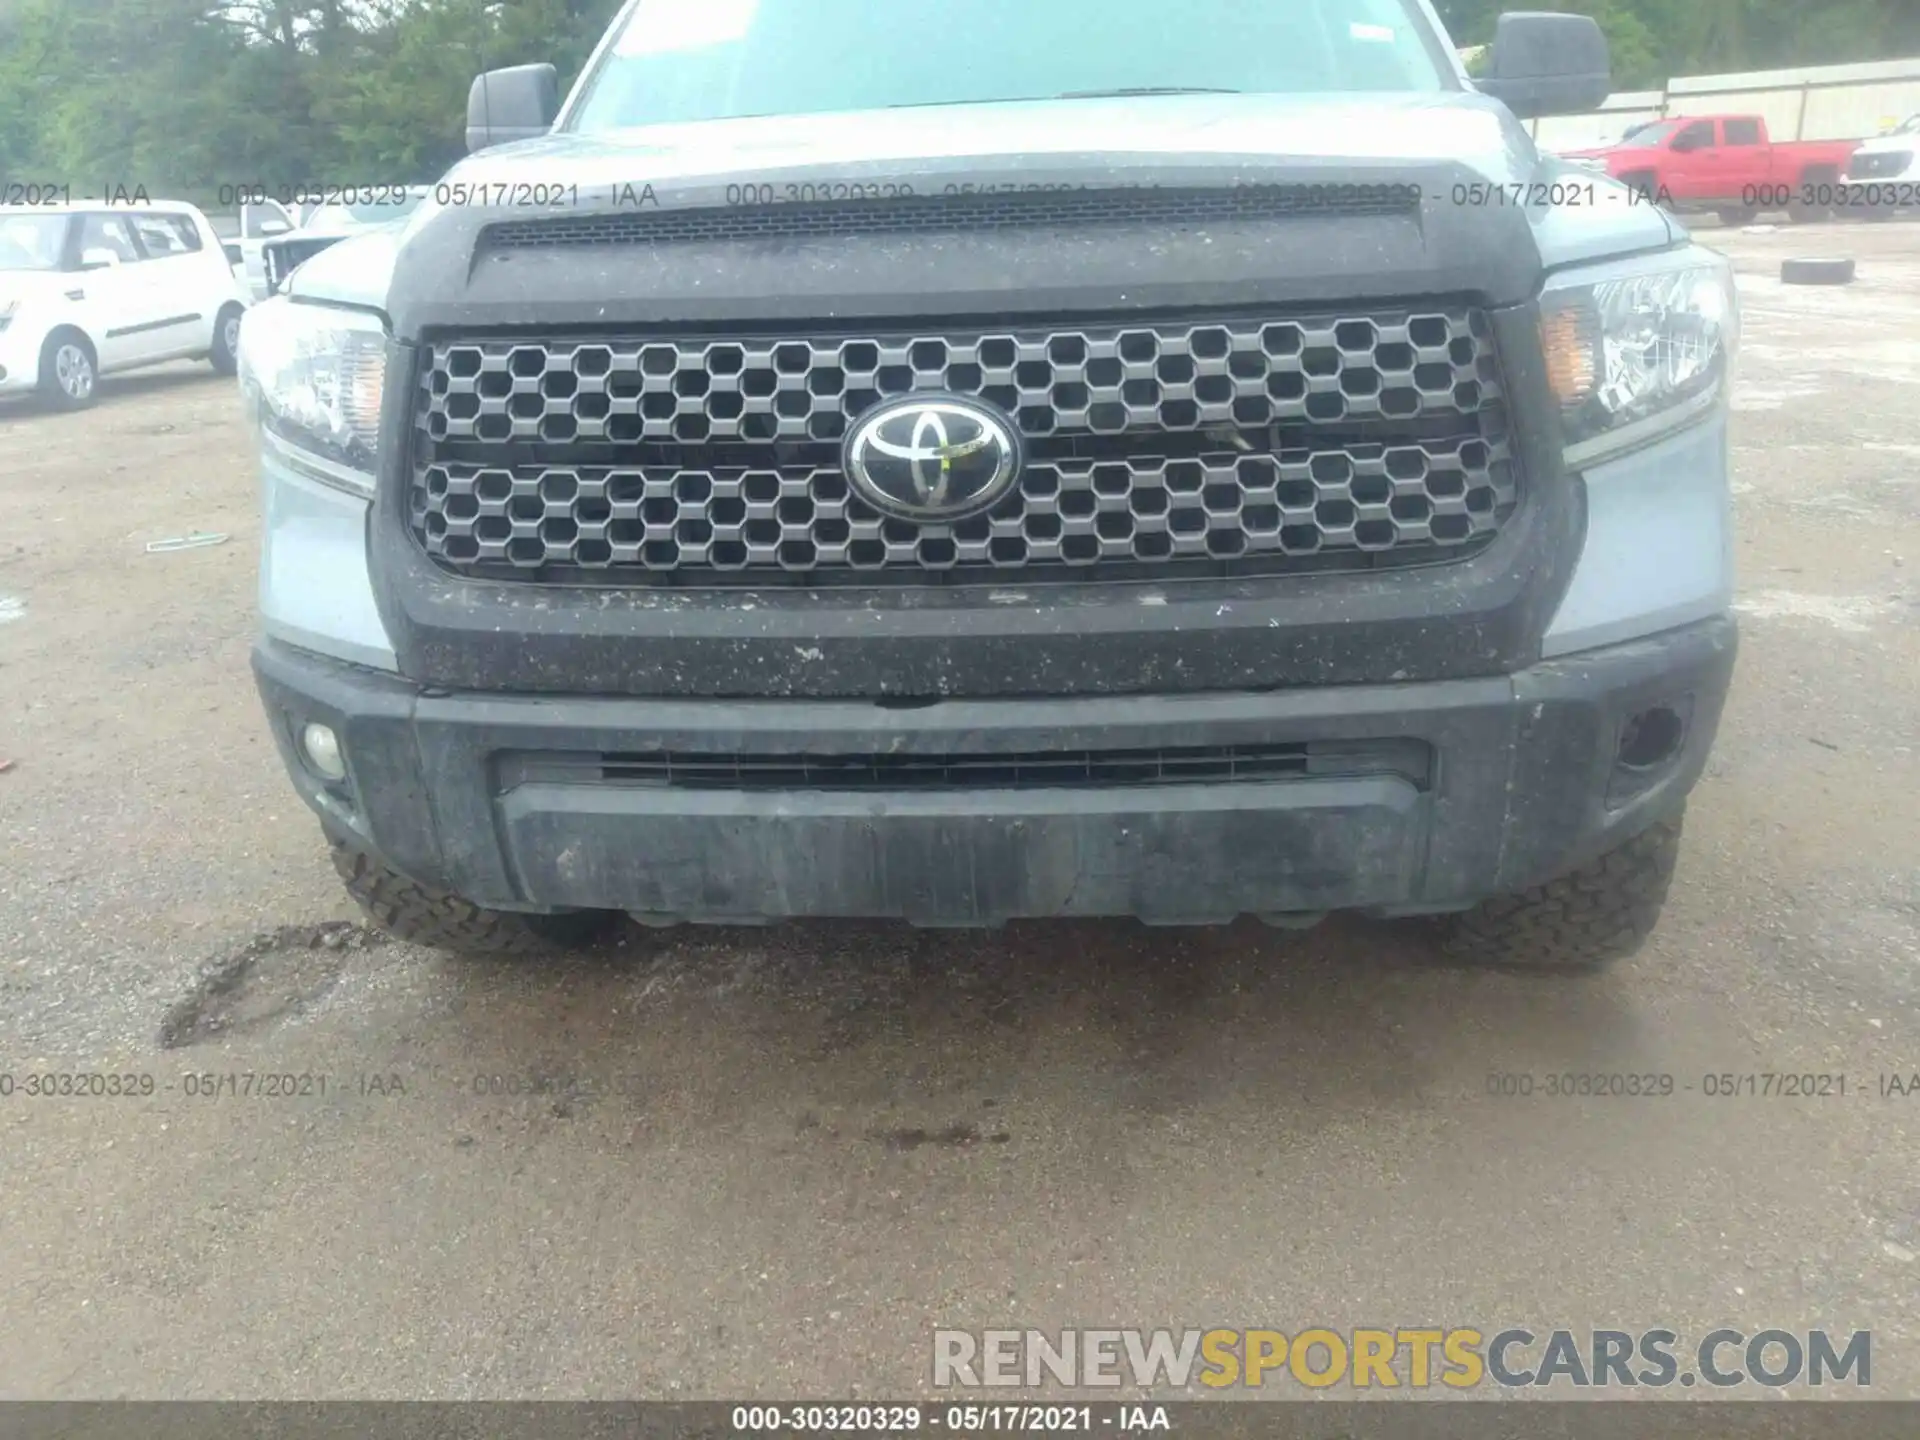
237;297;387;495
0;300;16;333
1539;245;1738;466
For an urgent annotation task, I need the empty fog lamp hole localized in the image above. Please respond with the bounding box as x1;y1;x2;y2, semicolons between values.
1616;703;1687;772
301;722;348;782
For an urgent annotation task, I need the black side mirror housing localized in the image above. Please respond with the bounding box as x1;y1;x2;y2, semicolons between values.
1476;12;1611;120
466;64;560;153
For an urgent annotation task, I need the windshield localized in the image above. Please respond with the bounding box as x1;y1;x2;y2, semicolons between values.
1617;120;1681;148
0;213;68;270
567;0;1449;130
1891;114;1920;136
305;195;426;229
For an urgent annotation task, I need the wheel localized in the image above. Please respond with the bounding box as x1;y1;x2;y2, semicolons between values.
330;841;619;958
1716;205;1758;227
1436;815;1684;974
36;329;98;410
1780;257;1856;286
210;304;244;377
1787;172;1835;224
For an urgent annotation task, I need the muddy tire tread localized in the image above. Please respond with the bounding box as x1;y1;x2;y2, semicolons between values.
1440;817;1683;973
330;842;609;957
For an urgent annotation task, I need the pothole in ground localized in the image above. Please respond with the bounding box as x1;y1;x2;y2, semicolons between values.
158;922;392;1050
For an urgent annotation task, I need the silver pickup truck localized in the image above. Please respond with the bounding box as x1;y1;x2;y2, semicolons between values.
237;0;1738;973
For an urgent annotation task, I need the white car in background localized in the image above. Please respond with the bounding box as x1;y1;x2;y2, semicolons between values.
0;201;252;410
1844;113;1919;212
262;187;432;295
213;198;309;301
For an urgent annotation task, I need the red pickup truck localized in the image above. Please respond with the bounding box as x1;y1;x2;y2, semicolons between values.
1561;114;1861;224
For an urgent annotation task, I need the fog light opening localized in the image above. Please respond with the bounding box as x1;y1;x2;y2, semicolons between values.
301;721;348;782
1617;704;1687;772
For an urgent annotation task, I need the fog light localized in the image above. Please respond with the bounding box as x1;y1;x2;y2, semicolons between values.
1617;704;1687;771
301;721;347;782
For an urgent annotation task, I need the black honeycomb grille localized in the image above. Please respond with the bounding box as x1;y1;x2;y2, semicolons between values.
410;309;1516;585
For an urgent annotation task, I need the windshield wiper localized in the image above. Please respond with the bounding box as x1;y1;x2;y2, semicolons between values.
876;87;1241;112
879;96;1054;111
1053;86;1243;99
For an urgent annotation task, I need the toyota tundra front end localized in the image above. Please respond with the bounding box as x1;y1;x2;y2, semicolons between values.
240;0;1737;971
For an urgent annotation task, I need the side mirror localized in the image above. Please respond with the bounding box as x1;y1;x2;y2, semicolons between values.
466;63;559;153
79;248;122;270
1476;12;1611;120
222;242;244;266
258;219;293;237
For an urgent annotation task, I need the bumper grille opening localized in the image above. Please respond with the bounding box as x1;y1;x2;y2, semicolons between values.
499;739;1432;793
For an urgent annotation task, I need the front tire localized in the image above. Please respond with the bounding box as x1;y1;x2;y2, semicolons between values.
1788;170;1836;224
210;304;244;377
330;841;619;958
1437;816;1684;974
37;330;98;410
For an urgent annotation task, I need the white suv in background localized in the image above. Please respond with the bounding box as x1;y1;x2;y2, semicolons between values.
0;201;252;410
1844;113;1919;212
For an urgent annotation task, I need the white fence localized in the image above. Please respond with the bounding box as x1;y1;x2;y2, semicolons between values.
1525;56;1920;151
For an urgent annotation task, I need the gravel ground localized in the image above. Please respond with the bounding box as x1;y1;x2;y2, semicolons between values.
0;220;1917;1401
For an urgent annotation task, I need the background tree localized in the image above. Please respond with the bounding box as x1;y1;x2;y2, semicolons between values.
0;0;624;199
2;0;1915;200
1437;0;1920;88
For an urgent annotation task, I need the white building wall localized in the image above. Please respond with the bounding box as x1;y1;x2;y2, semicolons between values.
1520;56;1920;152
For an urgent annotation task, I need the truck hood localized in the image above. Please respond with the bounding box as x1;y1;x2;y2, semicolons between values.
481;92;1539;180
291;93;1678;320
281;224;409;310
1852;132;1917;155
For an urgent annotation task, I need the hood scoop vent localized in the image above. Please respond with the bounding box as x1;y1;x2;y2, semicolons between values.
480;182;1422;251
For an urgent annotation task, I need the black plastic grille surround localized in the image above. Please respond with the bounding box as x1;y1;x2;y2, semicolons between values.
1846;149;1911;180
410;308;1516;585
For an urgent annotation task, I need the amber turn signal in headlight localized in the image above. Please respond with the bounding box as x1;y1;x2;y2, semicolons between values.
1540;300;1599;409
237;297;387;494
1538;246;1738;465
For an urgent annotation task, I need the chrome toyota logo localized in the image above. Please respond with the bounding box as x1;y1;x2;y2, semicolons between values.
843;395;1021;522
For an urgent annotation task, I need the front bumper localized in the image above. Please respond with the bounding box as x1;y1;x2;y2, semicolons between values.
1838;168;1918;211
254;615;1736;925
0;324;43;394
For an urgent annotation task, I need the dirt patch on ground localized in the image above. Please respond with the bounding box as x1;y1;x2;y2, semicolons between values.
157;921;392;1049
